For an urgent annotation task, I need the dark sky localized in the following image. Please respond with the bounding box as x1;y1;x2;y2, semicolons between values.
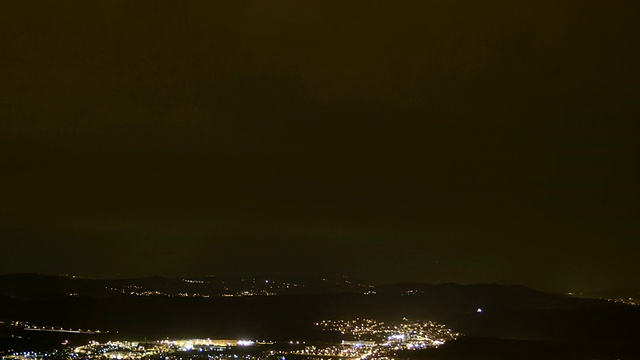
1;1;638;292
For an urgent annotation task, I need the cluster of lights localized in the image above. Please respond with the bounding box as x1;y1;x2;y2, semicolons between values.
278;317;460;360
183;279;205;284
3;339;266;360
314;318;460;346
604;297;640;306
288;344;372;358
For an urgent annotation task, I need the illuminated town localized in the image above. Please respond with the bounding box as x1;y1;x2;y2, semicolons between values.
0;318;459;360
314;318;459;347
604;297;640;306
100;277;372;298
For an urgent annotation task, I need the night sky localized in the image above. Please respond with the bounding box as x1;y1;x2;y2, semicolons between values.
1;1;638;292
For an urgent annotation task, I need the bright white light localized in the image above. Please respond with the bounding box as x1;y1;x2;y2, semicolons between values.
476;308;483;313
237;340;254;346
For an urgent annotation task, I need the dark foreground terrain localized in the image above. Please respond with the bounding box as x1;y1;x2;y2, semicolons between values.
397;338;640;360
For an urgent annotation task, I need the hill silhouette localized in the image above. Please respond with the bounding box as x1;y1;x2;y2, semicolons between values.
1;274;639;348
